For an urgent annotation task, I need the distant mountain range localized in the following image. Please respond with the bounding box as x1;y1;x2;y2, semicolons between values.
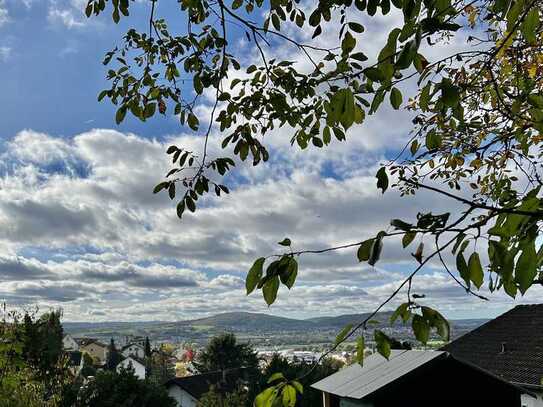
63;311;487;339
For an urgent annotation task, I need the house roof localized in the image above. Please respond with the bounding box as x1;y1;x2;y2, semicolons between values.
122;343;144;351
311;350;531;400
66;351;82;366
312;350;446;399
165;368;247;400
119;355;146;367
76;338;107;348
442;304;543;387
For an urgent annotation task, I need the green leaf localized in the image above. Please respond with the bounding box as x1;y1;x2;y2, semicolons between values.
355;336;365;365
291;380;303;395
335;323;353;345
368;235;383;266
412;314;430;344
441;80;460;107
341;31;356;54
468;252;484;289
456;252;470;287
402;232;416;248
115;107;127;124
246;257;265;295
187;113;199;131
267;372;285;384
153;182;169;194
176;200;185;219
185;196;196;212
391;219;412;231
376;167;388;193
434;312;450;341
357;239;375;262
168;182;176;200
364;67;385;82
425;129;441;149
263;276;280;306
282;384;297;407
516;241;537;294
374;330;391;359
255;387;276;407
348;22;365;33
390;302;410;324
282;258;298;289
522;8;539;44
144;102;156;119
390;87;403;110
278;238;291;246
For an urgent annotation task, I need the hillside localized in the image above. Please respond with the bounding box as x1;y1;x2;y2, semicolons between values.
63;311;488;345
178;312;315;331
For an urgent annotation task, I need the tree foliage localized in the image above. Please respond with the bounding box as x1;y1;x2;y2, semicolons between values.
75;366;176;407
106;338;123;371
88;0;543;404
198;385;249;407
0;309;71;407
195;332;259;373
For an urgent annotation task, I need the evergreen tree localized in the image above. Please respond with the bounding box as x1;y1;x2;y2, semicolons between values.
144;337;151;358
105;338;121;371
75;367;176;407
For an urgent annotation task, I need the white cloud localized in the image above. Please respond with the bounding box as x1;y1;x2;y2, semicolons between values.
0;1;8;27
0;127;519;321
47;0;91;29
0;46;11;61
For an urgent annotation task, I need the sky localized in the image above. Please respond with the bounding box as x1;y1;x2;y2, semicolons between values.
0;0;540;322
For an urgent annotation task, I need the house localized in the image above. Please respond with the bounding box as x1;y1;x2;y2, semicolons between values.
79;339;108;364
117;356;147;380
442;304;543;407
166;368;248;407
63;334;79;351
122;342;146;359
311;350;532;407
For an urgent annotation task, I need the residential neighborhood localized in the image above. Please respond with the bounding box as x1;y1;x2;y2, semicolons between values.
1;0;543;405
28;304;540;407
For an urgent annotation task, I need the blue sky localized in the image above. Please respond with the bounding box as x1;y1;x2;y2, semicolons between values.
0;0;538;322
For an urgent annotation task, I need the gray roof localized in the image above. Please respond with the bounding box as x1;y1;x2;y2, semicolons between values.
311;350;446;399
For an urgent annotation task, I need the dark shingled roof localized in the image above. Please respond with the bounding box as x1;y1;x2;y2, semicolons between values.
442;304;543;386
166;368;248;400
66;351;82;366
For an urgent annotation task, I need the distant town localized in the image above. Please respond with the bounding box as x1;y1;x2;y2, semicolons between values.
63;311;487;370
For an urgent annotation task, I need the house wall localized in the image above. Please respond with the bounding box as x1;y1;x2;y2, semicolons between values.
81;344;107;363
117;358;146;379
122;344;145;359
522;392;543;407
63;335;79;351
167;386;198;407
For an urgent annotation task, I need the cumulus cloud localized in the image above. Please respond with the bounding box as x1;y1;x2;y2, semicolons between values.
47;0;88;29
0;127;514;322
0;2;518;321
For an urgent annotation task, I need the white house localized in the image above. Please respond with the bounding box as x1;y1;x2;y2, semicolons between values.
117;356;146;380
167;385;199;407
122;343;146;359
63;334;79;351
166;368;249;407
